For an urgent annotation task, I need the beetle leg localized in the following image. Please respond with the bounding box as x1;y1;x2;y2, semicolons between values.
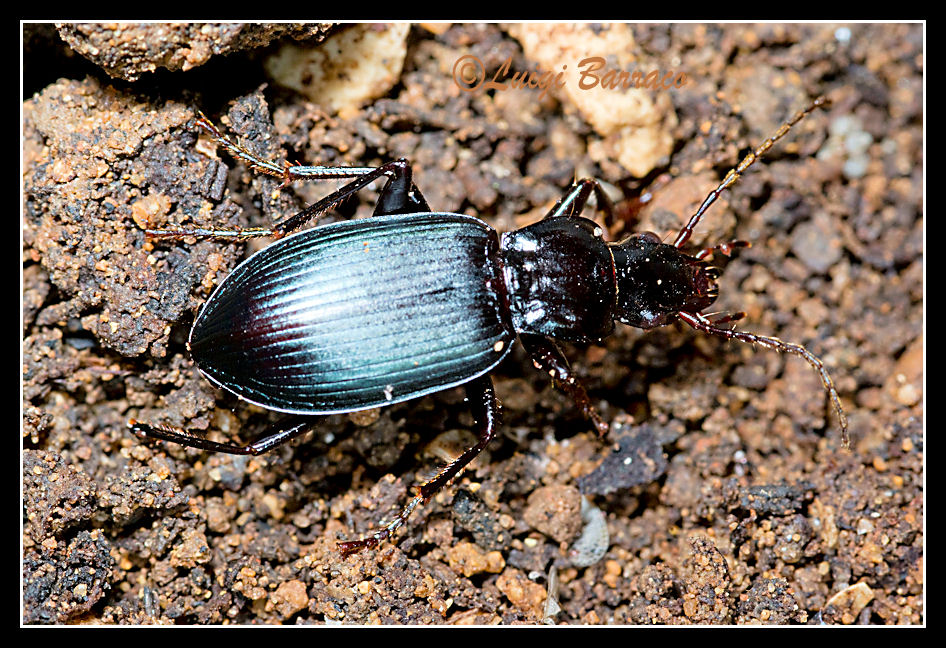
146;160;425;241
677;310;848;448
263;158;430;236
372;159;431;216
194;110;291;181
337;375;499;556
695;239;751;261
196;110;378;187
519;333;610;437
127;416;313;455
268;160;429;237
544;178;615;229
153;112;430;241
703;311;747;326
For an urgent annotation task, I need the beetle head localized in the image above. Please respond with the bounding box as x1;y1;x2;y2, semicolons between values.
610;232;719;329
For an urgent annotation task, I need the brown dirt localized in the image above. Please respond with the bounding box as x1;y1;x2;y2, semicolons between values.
22;22;923;625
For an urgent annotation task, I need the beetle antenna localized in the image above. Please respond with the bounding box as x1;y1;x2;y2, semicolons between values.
673;97;827;249
677;311;848;448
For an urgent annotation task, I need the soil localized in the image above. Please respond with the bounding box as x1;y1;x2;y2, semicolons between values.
22;22;923;625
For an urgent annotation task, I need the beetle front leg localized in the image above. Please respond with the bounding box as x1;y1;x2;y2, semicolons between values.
545;178;615;227
337;375;500;556
519;333;609;437
695;239;751;261
128;416;314;455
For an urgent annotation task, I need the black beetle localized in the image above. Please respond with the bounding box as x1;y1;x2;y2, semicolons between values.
130;98;847;555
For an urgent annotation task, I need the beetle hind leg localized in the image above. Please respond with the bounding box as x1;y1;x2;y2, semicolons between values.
338;375;499;556
194;110;292;182
150;113;432;242
199;107;431;222
128;416;314;455
371;158;431;216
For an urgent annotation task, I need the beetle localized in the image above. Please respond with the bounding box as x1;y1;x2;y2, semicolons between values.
129;97;847;555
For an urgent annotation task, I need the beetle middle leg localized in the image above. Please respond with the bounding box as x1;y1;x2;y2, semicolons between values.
519;333;609;437
337;374;500;556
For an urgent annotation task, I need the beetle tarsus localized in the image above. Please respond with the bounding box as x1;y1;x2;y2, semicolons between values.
338;492;423;557
194;109;289;180
145;226;276;241
189;111;430;240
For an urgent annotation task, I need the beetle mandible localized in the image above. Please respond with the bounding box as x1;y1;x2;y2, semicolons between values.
129;96;848;555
